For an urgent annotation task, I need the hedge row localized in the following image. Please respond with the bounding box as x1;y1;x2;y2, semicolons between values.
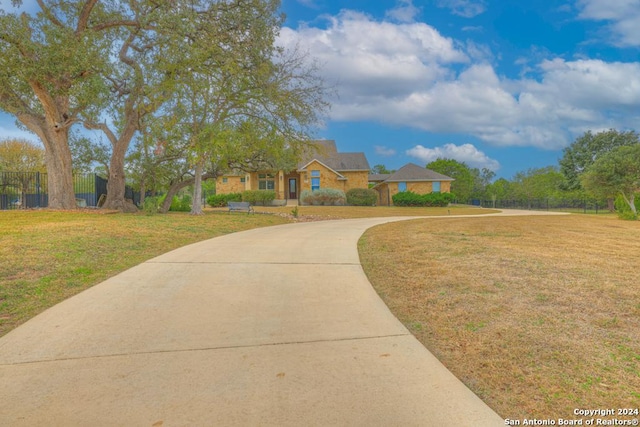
206;191;276;207
300;188;346;206
241;190;276;205
346;188;377;206
392;191;455;207
206;193;242;207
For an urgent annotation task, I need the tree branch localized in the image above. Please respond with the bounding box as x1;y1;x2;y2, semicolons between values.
37;0;64;28
83;120;118;146
76;0;99;33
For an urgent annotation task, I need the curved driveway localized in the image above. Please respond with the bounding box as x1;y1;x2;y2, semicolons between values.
0;211;562;425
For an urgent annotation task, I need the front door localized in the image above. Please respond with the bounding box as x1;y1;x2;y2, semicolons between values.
288;178;297;199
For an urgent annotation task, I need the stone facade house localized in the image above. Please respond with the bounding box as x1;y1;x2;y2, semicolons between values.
216;140;370;203
369;163;454;206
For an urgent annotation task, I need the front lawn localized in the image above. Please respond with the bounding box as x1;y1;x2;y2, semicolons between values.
0;210;289;337
359;214;640;420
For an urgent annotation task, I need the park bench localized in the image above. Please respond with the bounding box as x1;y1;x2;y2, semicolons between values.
228;201;254;214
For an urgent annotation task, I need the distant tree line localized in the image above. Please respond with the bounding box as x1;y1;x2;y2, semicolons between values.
374;129;640;218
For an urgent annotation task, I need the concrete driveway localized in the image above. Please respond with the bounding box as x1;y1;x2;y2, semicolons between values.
0;213;552;426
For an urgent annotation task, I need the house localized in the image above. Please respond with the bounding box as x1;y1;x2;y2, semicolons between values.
215;140;371;203
369;163;454;206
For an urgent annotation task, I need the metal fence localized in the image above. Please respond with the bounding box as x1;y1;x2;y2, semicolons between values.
0;172;108;210
471;198;609;213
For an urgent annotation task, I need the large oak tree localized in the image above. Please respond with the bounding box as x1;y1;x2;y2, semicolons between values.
1;0;324;212
0;1;117;209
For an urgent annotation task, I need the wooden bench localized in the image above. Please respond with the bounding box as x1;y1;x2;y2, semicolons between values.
228;201;254;214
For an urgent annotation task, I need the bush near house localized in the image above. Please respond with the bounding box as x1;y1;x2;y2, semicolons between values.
300;188;346;206
346;188;378;206
207;192;242;207
392;191;455;207
242;190;276;205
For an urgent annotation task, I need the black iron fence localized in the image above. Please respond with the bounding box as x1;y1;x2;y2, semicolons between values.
0;172;108;210
469;198;609;213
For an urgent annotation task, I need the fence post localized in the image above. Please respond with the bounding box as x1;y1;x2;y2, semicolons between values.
36;172;41;207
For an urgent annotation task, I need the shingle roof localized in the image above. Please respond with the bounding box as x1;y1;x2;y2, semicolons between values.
298;140;370;172
383;163;454;182
369;173;391;182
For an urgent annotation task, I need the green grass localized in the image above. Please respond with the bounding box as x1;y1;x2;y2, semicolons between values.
0;210;289;337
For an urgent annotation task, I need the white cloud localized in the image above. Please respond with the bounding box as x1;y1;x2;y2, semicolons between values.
374;145;397;156
278;10;468;101
436;0;487;18
280;9;640;151
406;143;500;170
577;0;640;46
385;0;421;23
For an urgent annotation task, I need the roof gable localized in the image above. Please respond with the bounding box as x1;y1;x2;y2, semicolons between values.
384;163;454;182
298;159;345;179
298;140;370;172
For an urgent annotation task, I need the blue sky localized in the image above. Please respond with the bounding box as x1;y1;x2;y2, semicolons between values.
276;0;640;178
2;0;639;179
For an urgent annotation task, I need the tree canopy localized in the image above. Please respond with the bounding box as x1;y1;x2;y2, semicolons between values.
581;145;640;216
0;0;328;211
370;164;395;174
0;138;46;173
426;158;476;201
559;129;639;191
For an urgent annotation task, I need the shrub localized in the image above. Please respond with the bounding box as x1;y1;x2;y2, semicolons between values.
242;190;276;205
300;188;346;206
207;193;241;207
170;194;192;212
143;196;161;215
346;188;378;206
392;191;455;207
614;194;639;220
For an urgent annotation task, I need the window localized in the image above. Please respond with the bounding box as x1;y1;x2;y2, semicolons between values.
432;182;441;193
240;177;246;183
258;173;275;190
311;170;320;190
398;182;407;192
222;177;228;183
311;178;320;191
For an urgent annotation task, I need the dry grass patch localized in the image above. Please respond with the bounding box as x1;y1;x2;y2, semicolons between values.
0;210;289;337
359;214;640;420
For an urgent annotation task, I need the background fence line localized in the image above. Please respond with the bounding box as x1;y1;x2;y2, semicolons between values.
0;172;109;210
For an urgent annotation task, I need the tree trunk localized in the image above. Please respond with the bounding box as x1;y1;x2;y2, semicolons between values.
98;111;139;213
622;193;636;215
160;173;216;214
18;115;77;210
160;181;187;214
103;141;137;212
191;160;204;215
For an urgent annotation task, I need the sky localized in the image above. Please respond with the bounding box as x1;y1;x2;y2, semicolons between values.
1;0;640;179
